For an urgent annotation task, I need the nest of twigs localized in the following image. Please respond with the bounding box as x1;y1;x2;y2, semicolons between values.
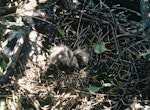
0;0;150;110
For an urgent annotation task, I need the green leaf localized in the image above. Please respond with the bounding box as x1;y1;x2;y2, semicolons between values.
106;77;115;83
145;54;150;60
1;59;7;70
94;43;108;54
88;86;101;93
101;72;108;75
57;28;65;36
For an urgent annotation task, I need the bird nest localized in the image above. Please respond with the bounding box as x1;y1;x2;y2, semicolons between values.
0;0;150;109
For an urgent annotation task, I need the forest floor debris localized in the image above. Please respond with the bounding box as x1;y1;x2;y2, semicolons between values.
0;0;150;109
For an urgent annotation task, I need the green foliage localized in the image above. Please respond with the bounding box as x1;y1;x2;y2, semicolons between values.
88;71;120;95
0;56;9;76
1;59;7;70
57;27;65;36
145;54;150;59
94;43;108;54
88;86;101;94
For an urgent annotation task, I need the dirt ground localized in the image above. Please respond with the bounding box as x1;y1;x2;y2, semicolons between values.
0;0;150;110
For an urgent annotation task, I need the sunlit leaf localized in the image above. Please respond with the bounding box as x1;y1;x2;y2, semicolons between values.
57;28;65;36
102;83;112;87
0;67;3;76
88;86;101;93
0;99;6;110
48;74;54;78
94;43;108;54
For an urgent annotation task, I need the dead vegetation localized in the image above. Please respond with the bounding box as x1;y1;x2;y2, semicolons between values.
0;0;150;110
